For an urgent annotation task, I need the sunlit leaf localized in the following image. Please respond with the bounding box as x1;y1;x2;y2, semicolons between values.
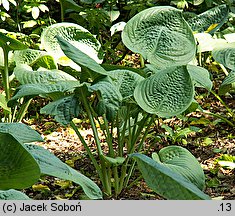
189;4;229;33
32;7;40;20
122;6;196;68
41;22;103;70
134;66;194;117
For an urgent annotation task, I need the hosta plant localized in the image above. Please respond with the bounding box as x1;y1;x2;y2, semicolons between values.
9;6;212;199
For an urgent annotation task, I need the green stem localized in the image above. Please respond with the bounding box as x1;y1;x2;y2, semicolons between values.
118;106;130;156
139;54;145;68
79;89;113;195
103;115;115;157
203;110;234;126
130;114;151;151
113;166;120;198
125;175;143;190
2;47;10;102
80;90;103;156
211;90;234;117
70;121;102;176
198;52;202;67
123;115;155;189
16;0;22;32
59;0;65;22
137;115;155;152
15;98;32;122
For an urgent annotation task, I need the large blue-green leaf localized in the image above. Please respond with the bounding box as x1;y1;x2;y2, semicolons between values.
189;4;229;33
108;69;145;99
0;190;31;200
212;43;235;70
152;146;205;190
131;153;211;200
25;144;102;200
187;64;212;91
219;71;235;95
40;95;81;126
10;81;81;101
41;22;103;70
0;133;40;190
14;49;57;70
14;64;76;85
56;36;110;77
89;77;122;120
0;123;44;143
122;6;196;69
134;66;194;117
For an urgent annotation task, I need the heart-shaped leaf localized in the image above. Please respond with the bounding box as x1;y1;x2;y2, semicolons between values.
131;153;210;200
152;146;205;190
134;66;194;117
122;6;196;68
41;22;103;70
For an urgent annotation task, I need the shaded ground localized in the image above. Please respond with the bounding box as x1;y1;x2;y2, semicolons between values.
22;103;234;200
19;55;235;200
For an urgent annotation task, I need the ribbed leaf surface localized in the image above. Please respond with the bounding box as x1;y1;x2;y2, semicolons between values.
0;190;31;200
131;153;211;200
0;133;40;190
10;81;81;101
0;123;44;143
14;49;47;65
156;146;205;190
219;71;235;95
187;64;212;91
89;77;122;120
25;144;102;200
41;22;103;70
40;95;80;126
189;4;228;33
212;43;235;70
122;6;196;68
108;69;144;99
14;64;76;85
134;66;194;117
57;36;110;77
